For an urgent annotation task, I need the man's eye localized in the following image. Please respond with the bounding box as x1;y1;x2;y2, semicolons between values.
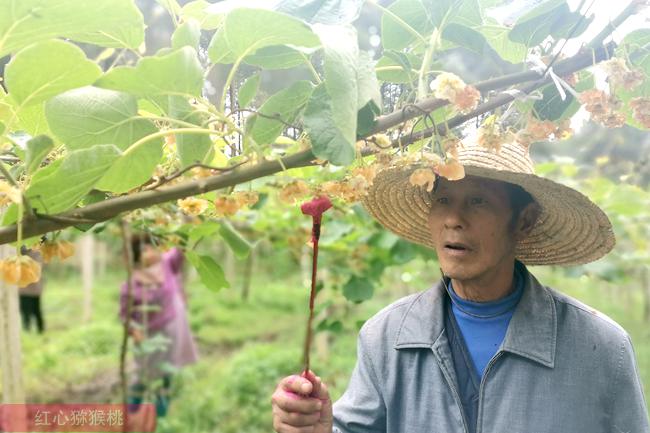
470;197;485;205
436;197;449;204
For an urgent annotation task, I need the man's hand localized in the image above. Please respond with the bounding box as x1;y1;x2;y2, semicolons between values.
272;370;333;433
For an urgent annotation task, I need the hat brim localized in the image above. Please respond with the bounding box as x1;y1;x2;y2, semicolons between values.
362;165;615;266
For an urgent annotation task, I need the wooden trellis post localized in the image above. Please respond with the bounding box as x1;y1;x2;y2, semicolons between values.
80;234;95;323
0;244;25;404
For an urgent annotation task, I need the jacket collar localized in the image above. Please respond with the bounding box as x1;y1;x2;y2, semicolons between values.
393;263;557;368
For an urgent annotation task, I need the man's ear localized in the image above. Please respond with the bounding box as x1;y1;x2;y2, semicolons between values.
515;202;541;240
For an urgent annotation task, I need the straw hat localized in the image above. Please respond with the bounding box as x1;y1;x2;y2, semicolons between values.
362;141;615;266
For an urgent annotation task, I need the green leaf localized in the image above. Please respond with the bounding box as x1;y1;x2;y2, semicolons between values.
244;45;311;70
357;51;382;112
381;0;431;51
219;221;252;259
423;0;483;28
95;139;163;193
0;0;145;57
303;84;356;166
619;29;650;67
274;0;364;24
223;8;320;58
441;23;491;57
26;144;121;214
5;40;102;107
169;96;214;167
25;135;54;175
180;0;225;30
44;86;158;151
186;251;230;292
508;0;588;47
343;275;374;303
95;47;204;99
478;25;527;64
376;52;421;83
238;74;261;108
188;221;221;245
171;19;202;50
246;80;314;146
533;71;593;121
16;103;52;137
316;24;359;159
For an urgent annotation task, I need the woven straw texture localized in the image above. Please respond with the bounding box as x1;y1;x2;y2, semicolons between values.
362;142;615;266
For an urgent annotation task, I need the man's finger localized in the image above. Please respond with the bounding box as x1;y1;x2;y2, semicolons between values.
275;409;321;427
281;374;314;395
272;389;323;413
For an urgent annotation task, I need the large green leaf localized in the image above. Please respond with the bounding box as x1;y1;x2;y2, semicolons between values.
318;24;359;156
26;144;121;214
478;25;527;64
246;80;314;146
303;84;356;166
25;135;54;175
180;0;225;30
5;40;102;107
375;52;421;83
343;275;374;303
238;74;261;108
224;8;320;57
44;86;158;151
0;0;144;57
356;51;382;137
207;7;319;64
508;0;589;47
381;0;431;51
423;0;483;28
169;96;214;167
95;47;204;99
95;139;163;193
219;222;252;259
16;103;52;137
274;0;364;24
171;19;202;50
186;251;230;292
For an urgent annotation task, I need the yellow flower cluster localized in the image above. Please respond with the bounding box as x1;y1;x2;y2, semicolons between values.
0;255;41;287
431;72;481;114
630;97;650;128
0;181;21;207
38;240;75;263
579;89;625;128
601;58;644;91
320;164;379;203
278;180;311;204
178;197;210;216
214;191;259;216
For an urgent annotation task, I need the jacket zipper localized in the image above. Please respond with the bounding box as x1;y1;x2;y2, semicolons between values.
476;351;504;433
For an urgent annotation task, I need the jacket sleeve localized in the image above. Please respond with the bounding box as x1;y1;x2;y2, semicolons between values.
607;334;650;433
332;327;386;433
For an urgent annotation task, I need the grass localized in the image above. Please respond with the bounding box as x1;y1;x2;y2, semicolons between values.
3;257;648;432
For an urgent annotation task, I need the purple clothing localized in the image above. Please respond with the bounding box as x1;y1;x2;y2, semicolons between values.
120;248;198;380
119;248;184;331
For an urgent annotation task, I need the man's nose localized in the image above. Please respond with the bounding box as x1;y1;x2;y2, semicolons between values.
443;204;466;229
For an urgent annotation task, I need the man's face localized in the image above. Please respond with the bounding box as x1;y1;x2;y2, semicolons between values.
427;175;518;283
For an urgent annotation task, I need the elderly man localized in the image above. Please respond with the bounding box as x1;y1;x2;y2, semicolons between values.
271;142;650;433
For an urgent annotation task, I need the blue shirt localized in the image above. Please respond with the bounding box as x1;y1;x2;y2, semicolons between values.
447;267;524;377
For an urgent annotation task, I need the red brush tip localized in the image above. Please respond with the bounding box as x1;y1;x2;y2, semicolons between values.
301;196;332;224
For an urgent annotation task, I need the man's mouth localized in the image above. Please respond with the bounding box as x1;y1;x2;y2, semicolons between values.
443;242;471;252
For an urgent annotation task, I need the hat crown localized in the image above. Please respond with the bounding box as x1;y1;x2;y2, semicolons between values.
457;141;535;174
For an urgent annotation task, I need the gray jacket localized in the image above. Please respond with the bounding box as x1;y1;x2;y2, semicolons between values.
332;268;649;433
